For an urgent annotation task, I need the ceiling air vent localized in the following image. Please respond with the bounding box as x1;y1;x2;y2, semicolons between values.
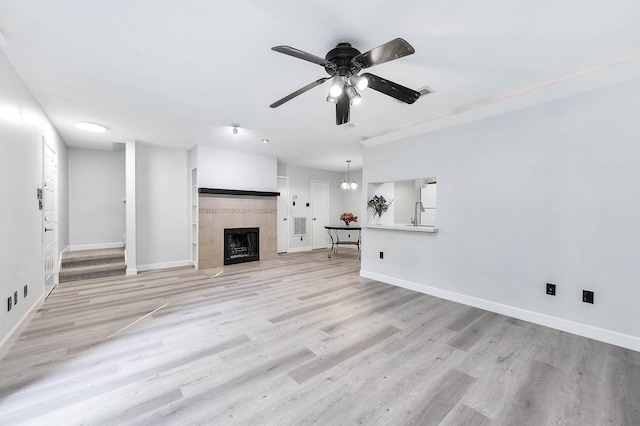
418;86;434;97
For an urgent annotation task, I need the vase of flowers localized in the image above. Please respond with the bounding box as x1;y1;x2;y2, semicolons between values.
340;212;358;226
368;194;392;224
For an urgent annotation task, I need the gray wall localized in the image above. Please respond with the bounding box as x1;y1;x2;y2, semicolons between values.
68;147;125;248
0;51;69;345
362;78;640;350
135;144;190;270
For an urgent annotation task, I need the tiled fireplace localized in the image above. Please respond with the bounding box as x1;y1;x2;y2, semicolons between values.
198;189;278;269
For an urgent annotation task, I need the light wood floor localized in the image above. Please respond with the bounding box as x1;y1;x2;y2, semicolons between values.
1;249;638;425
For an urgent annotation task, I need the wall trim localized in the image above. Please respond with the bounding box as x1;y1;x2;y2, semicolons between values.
69;242;124;251
137;260;193;272
0;295;44;356
126;268;138;276
287;246;312;253
360;270;640;352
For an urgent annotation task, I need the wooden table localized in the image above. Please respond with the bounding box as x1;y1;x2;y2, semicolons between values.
324;225;361;259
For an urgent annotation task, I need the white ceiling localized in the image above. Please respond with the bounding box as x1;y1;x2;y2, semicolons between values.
1;1;639;171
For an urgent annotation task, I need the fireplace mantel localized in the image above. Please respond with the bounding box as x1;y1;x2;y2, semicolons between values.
198;188;280;197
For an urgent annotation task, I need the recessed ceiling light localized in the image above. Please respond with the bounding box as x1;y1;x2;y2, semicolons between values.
75;121;107;132
261;139;269;144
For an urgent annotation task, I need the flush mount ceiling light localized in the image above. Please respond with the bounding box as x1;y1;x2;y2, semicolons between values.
270;38;422;125
231;123;240;134
339;160;358;190
74;121;107;132
261;139;269;144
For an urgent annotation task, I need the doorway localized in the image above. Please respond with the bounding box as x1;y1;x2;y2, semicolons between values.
311;180;330;249
43;139;58;297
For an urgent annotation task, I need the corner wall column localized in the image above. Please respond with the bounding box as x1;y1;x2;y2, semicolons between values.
125;140;137;275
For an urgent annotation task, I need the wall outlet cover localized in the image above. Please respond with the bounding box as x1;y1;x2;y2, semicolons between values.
546;283;556;296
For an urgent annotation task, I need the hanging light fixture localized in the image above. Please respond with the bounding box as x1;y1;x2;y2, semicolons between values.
231;123;240;134
339;160;358;190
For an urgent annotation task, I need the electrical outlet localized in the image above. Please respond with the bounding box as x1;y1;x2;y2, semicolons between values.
13;291;17;305
583;290;594;304
546;283;556;296
379;251;384;259
24;285;28;298
7;297;12;311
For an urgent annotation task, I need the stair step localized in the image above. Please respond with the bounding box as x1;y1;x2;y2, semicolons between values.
63;256;123;268
61;248;124;266
59;261;126;283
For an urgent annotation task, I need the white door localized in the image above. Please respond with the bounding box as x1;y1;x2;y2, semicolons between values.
277;176;289;253
43;140;58;296
311;180;330;249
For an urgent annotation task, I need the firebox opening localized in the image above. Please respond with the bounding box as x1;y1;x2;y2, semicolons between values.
224;227;259;265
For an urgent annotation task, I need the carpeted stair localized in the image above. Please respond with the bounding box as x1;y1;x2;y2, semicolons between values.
59;247;126;283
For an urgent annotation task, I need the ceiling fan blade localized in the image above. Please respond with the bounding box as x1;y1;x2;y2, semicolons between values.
352;38;415;69
336;92;350;125
362;73;421;104
270;77;331;108
272;45;336;69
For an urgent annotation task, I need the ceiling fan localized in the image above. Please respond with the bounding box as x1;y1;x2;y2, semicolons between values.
269;38;422;125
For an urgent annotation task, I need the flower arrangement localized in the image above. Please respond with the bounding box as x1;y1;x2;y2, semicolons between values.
340;212;358;226
367;194;392;218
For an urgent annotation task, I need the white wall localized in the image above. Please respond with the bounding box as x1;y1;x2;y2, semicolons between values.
361;78;640;350
0;51;68;345
197;146;277;192
277;164;362;250
68;147;125;248
135;144;191;270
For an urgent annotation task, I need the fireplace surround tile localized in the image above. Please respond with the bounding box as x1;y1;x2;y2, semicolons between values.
198;193;277;268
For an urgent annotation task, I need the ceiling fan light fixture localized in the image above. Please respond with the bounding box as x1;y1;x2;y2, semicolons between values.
345;85;361;106
326;94;338;103
350;74;368;91
329;75;345;97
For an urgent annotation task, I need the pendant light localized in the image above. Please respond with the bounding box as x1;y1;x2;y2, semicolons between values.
339;160;358;190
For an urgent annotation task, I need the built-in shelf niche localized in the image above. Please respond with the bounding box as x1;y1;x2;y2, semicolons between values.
191;167;198;269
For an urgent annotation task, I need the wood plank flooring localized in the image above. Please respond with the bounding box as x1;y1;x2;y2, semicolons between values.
1;249;639;425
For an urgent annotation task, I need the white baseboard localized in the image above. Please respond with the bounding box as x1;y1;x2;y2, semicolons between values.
126;268;138;276
69;242;124;251
287;246;312;253
0;295;44;356
360;270;640;353
137;260;193;272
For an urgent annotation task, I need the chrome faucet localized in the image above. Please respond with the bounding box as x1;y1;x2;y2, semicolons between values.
414;201;424;226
